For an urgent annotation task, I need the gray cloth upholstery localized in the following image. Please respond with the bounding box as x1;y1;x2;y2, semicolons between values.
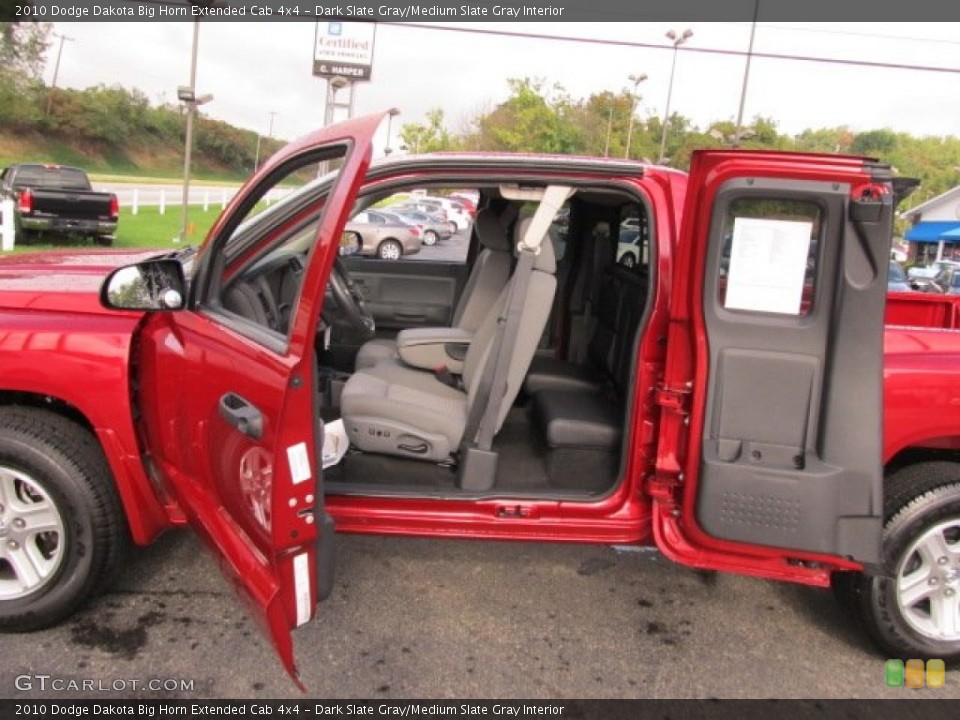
354;207;513;370
354;337;398;370
342;216;557;462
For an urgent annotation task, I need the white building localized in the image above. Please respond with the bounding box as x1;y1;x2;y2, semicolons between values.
902;186;960;263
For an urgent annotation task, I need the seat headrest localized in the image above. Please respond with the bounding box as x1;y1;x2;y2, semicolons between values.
513;216;556;274
474;209;511;252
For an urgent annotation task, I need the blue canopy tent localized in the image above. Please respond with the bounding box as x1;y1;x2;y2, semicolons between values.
906;221;960;262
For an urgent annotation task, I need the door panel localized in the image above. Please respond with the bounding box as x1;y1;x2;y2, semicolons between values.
343;258;468;331
658;152;893;569
136;112;385;686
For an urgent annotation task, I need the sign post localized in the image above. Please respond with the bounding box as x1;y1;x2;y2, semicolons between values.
313;21;376;127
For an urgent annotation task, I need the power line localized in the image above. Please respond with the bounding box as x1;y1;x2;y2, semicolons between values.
381;22;960;77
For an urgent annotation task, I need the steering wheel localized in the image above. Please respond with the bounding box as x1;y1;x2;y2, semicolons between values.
325;258;375;339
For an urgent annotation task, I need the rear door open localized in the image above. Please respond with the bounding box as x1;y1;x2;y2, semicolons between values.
654;151;895;577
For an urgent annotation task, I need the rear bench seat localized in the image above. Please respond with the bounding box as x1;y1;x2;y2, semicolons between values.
527;266;648;490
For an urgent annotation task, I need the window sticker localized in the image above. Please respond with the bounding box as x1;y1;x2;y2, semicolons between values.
724;217;813;315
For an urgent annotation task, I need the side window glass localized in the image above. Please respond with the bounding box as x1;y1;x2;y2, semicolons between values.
214;145;348;341
617;204;649;272
718;198;822;317
347;190;474;264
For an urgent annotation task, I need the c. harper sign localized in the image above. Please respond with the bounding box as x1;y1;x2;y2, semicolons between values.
313;21;376;80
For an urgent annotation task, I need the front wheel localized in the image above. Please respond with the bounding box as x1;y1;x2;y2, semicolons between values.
377;240;402;260
840;463;960;661
0;408;126;631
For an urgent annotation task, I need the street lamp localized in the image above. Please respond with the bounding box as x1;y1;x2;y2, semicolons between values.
384;108;401;155
178;21;213;244
254;110;278;173
624;73;648;159
658;28;693;165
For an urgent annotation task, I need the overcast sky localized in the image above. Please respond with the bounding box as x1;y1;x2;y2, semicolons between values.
47;21;960;154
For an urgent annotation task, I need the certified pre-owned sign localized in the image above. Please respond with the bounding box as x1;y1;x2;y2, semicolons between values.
313;21;376;80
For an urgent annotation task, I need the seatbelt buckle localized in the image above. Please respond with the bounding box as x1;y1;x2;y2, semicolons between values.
434;365;462;390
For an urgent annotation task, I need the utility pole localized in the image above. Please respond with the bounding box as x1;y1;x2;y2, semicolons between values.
254;110;278;173
46;33;74;116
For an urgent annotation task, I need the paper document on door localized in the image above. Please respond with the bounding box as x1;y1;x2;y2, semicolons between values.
322;419;350;469
724;217;813;315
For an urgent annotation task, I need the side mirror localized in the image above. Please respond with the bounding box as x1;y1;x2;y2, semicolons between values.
100;259;187;311
339;230;361;257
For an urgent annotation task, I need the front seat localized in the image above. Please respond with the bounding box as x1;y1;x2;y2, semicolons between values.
354;207;513;370
341;217;557;462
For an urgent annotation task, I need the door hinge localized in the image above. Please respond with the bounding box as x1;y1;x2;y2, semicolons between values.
654;384;691;413
647;471;684;505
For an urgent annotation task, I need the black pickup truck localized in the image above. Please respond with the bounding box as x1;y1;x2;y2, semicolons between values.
0;164;118;246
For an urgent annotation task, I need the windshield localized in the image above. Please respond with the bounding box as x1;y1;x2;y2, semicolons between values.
889;261;906;283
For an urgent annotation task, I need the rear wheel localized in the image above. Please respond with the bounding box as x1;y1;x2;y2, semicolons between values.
0;408;125;631
423;230;438;247
377;240;402;260
836;462;960;661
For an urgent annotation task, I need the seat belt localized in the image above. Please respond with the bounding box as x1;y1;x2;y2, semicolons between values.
463;185;573;454
464;246;537;451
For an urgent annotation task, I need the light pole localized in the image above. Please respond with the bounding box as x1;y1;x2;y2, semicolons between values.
178;21;213;244
384;108;400;155
658;28;693;165
734;1;760;147
254;110;278;173
624;73;648;159
603;105;614;158
45;32;74;116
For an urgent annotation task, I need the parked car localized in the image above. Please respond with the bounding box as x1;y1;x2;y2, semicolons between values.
345;210;422;259
0;164;118;246
378;209;452;246
933;265;960;295
887;260;912;292
1;111;959;687
405;196;471;232
617;228;642;268
907;259;960;281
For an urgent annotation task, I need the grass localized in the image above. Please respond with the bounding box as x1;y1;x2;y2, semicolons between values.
115;206;223;248
1;205;224;255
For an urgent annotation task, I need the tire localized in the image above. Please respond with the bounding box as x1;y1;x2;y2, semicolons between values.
0;408;126;631
423;230;438;247
93;236;114;247
377;240;402;261
448;222;458;235
837;462;960;661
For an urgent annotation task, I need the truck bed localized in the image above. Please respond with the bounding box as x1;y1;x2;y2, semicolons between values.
886;291;960;329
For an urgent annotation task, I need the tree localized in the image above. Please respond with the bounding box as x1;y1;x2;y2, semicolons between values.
399;108;454;154
0;21;51;81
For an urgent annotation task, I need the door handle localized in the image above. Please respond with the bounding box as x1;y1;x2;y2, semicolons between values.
219;393;264;440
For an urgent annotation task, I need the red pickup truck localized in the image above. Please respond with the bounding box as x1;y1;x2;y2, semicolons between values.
0;112;958;686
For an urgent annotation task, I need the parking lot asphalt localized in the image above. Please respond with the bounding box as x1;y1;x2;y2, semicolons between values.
2;529;957;700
